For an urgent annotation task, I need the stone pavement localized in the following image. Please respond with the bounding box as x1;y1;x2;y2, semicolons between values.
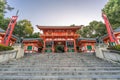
0;53;120;80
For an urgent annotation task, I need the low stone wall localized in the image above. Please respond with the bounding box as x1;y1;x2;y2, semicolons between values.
0;50;18;63
95;45;120;63
102;50;120;62
0;44;25;63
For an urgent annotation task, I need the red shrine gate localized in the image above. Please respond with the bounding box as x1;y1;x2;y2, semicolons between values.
37;26;81;53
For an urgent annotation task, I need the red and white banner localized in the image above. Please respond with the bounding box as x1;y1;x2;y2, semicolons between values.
102;13;117;43
2;16;18;46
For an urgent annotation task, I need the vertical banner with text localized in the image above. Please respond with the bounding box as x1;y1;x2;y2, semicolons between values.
2;16;18;46
102;13;117;44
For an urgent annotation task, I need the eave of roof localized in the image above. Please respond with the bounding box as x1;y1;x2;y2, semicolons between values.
0;28;19;40
23;38;43;42
114;27;120;32
77;38;96;41
37;25;81;30
101;27;120;39
0;28;5;33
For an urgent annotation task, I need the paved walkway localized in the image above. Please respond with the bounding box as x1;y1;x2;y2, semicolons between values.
0;53;120;80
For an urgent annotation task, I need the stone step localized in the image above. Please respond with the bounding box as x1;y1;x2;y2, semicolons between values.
0;65;119;68
0;62;119;65
5;61;110;63
0;75;120;79
1;70;120;74
0;53;120;80
2;64;114;66
33;62;110;63
0;67;120;71
6;60;113;62
0;79;118;80
18;61;109;62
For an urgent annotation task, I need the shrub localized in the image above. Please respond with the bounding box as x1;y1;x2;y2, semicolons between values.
0;44;14;51
108;45;120;51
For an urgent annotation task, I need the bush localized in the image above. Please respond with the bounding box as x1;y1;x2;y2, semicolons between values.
0;44;14;51
108;45;120;51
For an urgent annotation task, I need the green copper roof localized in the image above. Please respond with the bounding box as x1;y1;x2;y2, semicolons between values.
23;38;42;41
0;28;5;33
0;27;19;39
101;27;120;39
114;27;120;32
77;38;96;41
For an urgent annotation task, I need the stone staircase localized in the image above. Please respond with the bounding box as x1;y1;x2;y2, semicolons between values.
0;53;120;80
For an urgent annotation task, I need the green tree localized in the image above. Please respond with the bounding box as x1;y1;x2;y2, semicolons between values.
88;21;106;37
0;0;34;38
25;32;40;38
77;21;106;38
0;18;10;30
77;26;90;38
0;0;6;16
0;0;14;29
13;19;34;38
0;0;14;14
78;0;120;38
103;0;120;29
70;24;75;27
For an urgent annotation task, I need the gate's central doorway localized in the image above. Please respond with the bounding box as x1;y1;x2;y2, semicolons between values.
54;41;65;53
55;45;64;53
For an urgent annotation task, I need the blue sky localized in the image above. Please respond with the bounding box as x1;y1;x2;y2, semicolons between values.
5;0;108;32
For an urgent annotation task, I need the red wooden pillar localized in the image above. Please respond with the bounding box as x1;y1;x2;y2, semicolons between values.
43;40;46;53
65;40;68;53
84;43;86;53
52;41;54;53
74;39;77;53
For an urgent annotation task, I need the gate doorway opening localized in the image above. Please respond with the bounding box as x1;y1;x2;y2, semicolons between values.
55;45;64;53
54;41;65;53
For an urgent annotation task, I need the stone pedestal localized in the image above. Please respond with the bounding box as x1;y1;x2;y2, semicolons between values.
13;44;24;59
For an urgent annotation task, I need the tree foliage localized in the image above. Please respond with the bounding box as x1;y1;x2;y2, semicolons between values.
78;0;120;38
0;0;6;16
0;0;14;17
0;0;34;38
13;20;34;38
1;0;120;39
0;0;13;28
77;21;106;38
102;0;120;29
0;18;10;30
25;32;40;38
